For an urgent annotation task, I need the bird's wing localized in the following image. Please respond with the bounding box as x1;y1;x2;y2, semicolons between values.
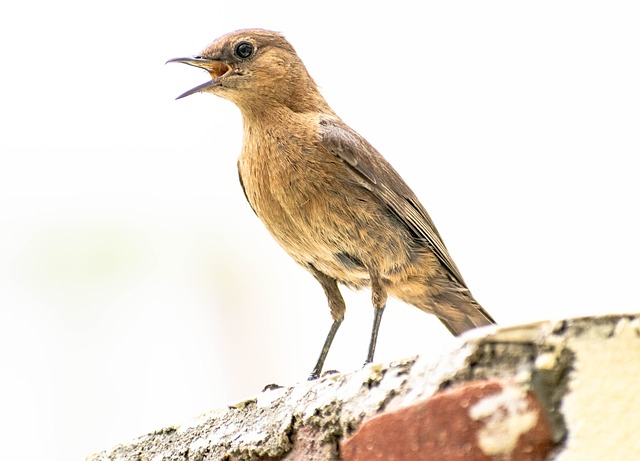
318;118;467;288
237;163;258;217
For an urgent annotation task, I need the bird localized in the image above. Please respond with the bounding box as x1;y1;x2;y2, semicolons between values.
167;29;495;379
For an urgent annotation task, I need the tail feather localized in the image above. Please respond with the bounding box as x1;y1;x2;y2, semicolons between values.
436;301;495;336
389;267;496;336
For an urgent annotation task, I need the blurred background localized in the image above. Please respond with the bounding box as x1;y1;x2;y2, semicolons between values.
1;1;639;459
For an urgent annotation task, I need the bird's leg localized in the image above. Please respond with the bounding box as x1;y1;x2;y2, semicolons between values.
308;267;345;380
309;318;342;380
365;269;387;365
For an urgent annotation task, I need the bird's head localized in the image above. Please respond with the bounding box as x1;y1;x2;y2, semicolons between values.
167;29;331;115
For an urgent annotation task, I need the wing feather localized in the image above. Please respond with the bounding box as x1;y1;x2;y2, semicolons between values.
319;118;467;288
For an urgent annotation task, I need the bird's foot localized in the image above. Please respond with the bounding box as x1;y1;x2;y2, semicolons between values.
262;383;284;392
308;369;340;381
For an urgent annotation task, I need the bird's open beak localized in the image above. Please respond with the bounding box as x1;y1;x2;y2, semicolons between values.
166;56;231;99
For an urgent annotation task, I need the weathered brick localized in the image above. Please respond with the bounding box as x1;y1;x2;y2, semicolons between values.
340;379;553;461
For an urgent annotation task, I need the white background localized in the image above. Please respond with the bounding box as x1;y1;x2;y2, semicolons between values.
1;1;639;459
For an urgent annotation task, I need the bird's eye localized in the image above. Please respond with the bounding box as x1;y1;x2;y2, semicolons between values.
234;41;254;59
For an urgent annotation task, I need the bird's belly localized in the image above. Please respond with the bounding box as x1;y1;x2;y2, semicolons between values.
251;188;412;287
253;196;373;285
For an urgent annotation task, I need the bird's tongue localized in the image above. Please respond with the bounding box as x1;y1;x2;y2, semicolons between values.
209;62;231;79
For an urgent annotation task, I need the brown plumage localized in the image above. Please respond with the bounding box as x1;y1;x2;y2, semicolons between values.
168;29;495;379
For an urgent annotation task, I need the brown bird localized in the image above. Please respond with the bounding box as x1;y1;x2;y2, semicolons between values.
168;29;495;379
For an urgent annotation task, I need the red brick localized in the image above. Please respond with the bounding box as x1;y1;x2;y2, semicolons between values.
340;380;553;461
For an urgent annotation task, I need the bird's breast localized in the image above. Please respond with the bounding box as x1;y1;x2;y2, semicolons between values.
238;131;363;279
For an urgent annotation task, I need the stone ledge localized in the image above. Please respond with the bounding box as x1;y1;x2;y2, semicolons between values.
87;314;640;461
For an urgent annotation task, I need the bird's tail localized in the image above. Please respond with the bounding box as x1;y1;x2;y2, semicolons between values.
434;297;495;336
390;272;496;336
